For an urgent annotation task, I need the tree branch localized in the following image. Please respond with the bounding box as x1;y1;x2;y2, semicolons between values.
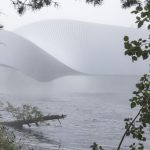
0;114;66;128
117;109;141;150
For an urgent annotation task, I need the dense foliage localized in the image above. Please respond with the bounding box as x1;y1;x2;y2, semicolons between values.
10;0;104;14
10;0;150;14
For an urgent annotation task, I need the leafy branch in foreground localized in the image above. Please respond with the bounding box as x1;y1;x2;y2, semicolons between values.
91;74;150;150
10;0;59;14
123;3;150;62
10;0;150;15
10;0;104;14
91;1;150;149
124;35;150;62
119;74;150;150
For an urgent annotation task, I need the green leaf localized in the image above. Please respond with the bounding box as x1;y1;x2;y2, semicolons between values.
144;6;148;10
124;43;131;49
124;118;129;121
124;36;129;41
131;102;136;108
141;12;147;18
132;56;137;61
131;40;139;46
136;6;143;11
136;16;140;20
138;38;142;41
136;50;142;57
142;40;146;43
138;21;143;28
131;10;138;14
142;51;149;60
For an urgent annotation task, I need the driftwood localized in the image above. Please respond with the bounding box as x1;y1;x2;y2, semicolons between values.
0;115;66;128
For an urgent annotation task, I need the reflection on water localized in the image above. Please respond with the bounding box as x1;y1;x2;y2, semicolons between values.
1;74;150;150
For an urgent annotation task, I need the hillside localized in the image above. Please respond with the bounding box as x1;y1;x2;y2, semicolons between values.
0;30;79;81
15;20;150;75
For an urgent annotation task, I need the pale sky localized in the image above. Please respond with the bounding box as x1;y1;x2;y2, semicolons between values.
0;0;137;30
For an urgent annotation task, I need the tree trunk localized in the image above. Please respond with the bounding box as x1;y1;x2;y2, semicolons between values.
0;115;66;128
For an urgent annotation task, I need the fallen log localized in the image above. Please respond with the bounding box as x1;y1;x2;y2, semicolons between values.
0;114;66;128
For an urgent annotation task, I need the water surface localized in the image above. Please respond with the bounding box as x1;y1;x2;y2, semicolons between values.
1;74;149;150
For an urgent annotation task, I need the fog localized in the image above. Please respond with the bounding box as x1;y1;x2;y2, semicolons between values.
0;20;149;82
15;20;150;76
0;66;143;149
0;30;78;81
0;20;149;149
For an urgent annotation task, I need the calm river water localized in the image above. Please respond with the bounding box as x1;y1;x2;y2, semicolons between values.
0;74;150;150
